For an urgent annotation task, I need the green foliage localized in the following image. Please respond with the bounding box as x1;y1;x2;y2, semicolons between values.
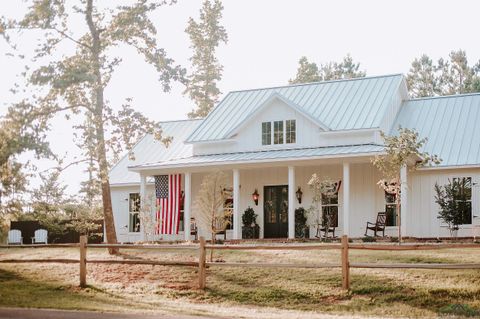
185;0;228;118
435;178;471;235
242;207;257;227
407;50;480;98
362;236;377;242
289;54;366;84
2;0;187;248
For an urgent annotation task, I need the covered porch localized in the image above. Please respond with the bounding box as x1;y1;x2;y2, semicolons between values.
131;149;409;241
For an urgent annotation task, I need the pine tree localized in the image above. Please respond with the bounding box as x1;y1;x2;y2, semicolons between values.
184;0;228;119
1;0;185;253
407;50;480;98
289;54;365;84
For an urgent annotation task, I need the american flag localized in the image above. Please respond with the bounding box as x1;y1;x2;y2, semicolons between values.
154;174;182;235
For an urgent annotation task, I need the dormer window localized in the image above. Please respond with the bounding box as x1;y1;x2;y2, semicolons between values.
274;121;284;144
262;120;296;146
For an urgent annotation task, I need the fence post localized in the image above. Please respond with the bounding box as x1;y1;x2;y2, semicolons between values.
79;235;87;288
198;236;206;289
341;235;350;290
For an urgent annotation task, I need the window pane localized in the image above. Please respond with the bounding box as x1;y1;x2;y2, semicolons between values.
286;120;296;144
274;121;283;144
322;206;338;227
385;204;397;226
452;177;472;224
262;122;271;145
129;193;141;232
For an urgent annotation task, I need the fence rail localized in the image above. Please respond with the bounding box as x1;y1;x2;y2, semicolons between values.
1;235;480;290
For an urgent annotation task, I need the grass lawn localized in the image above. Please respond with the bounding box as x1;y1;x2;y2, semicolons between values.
1;245;480;318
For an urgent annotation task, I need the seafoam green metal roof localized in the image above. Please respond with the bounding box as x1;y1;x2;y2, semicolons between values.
393;93;480;167
186;74;405;143
130;144;384;170
109;119;202;185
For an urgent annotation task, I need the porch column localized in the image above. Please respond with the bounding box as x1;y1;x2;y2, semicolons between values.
342;163;350;235
400;165;408;237
184;172;192;241
139;173;147;241
288;166;295;239
233;169;241;239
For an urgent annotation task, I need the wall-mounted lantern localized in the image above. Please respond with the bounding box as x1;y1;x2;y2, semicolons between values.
252;189;260;206
296;187;303;204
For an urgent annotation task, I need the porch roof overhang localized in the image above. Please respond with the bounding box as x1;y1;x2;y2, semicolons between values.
128;144;384;174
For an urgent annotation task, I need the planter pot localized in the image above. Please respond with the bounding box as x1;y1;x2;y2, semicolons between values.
295;225;310;239
242;225;260;239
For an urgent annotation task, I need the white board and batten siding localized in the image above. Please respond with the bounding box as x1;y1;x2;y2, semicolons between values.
408;168;480;238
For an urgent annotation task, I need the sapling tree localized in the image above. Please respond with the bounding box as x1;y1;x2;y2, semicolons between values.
307;174;338;240
372;127;441;242
193;171;230;261
1;0;185;253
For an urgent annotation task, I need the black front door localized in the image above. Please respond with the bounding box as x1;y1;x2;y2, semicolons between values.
264;185;288;238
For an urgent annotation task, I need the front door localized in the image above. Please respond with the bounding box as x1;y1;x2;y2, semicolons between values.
264;185;288;238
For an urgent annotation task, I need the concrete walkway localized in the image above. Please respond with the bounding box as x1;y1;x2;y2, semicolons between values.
0;308;222;319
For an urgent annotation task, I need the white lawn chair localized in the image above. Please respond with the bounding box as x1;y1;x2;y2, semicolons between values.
32;229;48;244
7;229;22;245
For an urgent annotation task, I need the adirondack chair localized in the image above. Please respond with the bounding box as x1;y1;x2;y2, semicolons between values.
365;212;387;237
190;218;198;241
7;229;22;245
32;229;48;244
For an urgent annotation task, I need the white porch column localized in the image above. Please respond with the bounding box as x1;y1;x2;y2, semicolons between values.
184;172;192;241
288;166;295;239
400;165;408;238
342;163;350;236
139;173;147;241
233;169;241;239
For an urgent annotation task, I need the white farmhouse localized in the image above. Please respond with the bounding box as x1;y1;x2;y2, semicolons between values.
109;74;480;242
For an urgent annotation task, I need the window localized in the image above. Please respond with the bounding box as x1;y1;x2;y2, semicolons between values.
385;191;397;226
286;120;296;144
322;189;339;228
274;121;284;144
262;122;271;145
129;193;141;232
223;187;234;229
453;177;472;224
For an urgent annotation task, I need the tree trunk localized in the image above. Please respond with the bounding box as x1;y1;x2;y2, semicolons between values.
86;0;118;254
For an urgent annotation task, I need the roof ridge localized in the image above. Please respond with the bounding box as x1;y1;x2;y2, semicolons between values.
227;73;405;94
159;118;203;124
408;92;480;102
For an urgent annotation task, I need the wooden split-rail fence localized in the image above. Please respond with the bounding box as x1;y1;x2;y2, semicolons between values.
1;235;480;290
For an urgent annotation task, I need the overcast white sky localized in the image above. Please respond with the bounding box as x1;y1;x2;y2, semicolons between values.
1;0;479;195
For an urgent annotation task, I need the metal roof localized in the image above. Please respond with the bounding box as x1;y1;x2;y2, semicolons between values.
186;74;405;143
393;93;480;167
109;119;201;185
130;144;384;170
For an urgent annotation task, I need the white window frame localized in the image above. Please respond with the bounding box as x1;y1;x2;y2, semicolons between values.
261;119;296;147
453;177;473;226
128;193;141;233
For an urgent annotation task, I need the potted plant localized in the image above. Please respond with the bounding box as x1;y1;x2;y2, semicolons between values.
435;179;469;238
242;207;259;239
295;207;309;238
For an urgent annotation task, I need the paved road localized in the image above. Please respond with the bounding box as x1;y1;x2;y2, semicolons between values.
0;308;222;319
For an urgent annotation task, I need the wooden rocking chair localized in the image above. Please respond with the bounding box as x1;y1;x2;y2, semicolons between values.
365;212;387;237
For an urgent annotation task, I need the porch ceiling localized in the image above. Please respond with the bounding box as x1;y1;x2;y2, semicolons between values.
128;144;384;173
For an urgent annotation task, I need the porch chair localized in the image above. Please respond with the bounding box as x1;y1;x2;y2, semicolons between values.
213;216;227;241
364;212;387;237
190;217;198;241
7;229;22;245
317;210;337;239
32;229;48;244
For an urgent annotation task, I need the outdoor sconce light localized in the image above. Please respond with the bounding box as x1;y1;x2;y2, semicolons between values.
296;187;303;204
252;189;259;206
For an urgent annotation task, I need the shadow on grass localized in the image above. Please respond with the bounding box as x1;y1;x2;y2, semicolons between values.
183;267;480;317
0;267;154;312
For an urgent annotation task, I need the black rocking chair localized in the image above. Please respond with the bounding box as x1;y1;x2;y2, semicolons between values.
365;212;387;237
